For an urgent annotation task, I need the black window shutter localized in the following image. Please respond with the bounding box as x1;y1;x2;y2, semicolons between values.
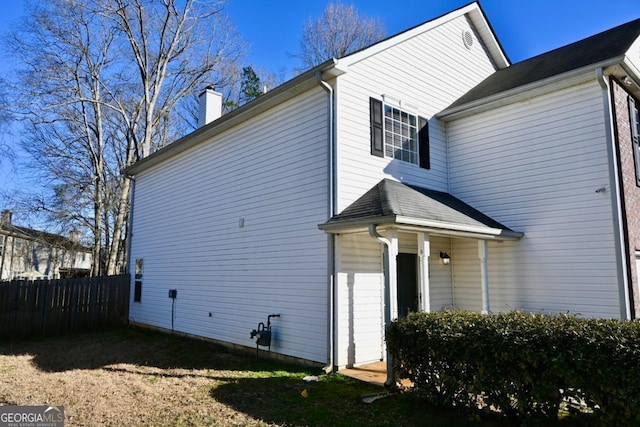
418;116;430;169
370;98;384;157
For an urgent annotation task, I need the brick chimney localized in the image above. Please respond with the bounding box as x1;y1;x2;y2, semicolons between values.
198;86;223;127
1;210;12;226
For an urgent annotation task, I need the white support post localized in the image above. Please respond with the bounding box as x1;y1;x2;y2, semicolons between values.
478;240;490;314
367;225;399;388
388;231;399;322
418;233;431;312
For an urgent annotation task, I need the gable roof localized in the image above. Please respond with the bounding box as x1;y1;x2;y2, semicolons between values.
127;59;341;176
440;17;640;117
127;3;508;176
339;2;509;69
319;179;522;240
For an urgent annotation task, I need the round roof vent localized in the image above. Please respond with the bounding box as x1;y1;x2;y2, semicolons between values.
462;30;474;50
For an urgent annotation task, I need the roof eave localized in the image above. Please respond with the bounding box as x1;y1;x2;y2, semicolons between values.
465;3;509;68
126;59;341;176
338;2;508;70
621;57;640;99
437;56;625;121
318;215;398;233
318;215;523;241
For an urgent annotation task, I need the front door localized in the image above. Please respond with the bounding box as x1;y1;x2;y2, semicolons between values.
397;253;418;317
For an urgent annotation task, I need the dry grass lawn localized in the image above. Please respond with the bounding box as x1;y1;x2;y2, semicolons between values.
0;327;402;426
0;328;273;425
0;327;595;427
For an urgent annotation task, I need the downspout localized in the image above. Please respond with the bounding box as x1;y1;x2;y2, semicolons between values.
368;224;396;388
316;71;337;372
125;176;136;276
596;67;632;320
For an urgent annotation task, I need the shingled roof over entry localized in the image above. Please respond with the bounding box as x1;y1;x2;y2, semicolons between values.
319;179;522;240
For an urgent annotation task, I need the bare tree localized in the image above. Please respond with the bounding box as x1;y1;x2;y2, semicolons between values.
5;0;246;275
295;1;385;70
0;81;14;160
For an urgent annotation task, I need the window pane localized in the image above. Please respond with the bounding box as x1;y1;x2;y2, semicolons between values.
382;103;419;164
384;148;391;157
394;134;402;148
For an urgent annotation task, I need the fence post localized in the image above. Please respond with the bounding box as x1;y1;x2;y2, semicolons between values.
39;279;48;336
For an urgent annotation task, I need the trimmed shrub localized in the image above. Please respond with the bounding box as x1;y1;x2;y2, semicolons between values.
386;311;640;425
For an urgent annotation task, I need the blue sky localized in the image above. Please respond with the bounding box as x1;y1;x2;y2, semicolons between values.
1;0;640;212
224;0;640;73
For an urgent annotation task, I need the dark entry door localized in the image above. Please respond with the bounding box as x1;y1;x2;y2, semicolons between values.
397;253;418;317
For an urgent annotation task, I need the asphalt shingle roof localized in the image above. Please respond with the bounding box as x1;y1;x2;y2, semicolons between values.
322;179;515;233
447;17;640;110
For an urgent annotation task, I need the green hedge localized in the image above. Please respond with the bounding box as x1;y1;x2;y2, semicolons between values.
385;310;640;425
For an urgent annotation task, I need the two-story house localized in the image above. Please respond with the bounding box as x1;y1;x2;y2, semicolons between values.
125;2;640;375
0;210;92;280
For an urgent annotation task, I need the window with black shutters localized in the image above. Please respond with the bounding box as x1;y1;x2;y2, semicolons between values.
370;97;429;169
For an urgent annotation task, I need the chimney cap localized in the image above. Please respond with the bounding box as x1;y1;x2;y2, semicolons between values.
199;85;217;97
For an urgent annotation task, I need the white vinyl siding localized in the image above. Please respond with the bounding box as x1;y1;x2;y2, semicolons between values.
336;232;456;366
336;233;384;368
429;236;455;311
334;14;497;211
129;87;330;363
447;81;621;318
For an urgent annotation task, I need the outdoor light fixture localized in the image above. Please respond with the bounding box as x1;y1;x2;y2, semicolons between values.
440;252;451;265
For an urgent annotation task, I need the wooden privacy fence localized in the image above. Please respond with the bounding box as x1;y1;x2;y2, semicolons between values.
0;274;130;339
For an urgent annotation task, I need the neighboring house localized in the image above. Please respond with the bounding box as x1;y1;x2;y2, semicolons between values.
126;2;640;374
0;210;92;280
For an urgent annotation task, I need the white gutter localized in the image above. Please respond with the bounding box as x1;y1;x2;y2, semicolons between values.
596;67;632;320
320;216;523;241
438;57;625;121
394;216;522;238
126;59;341;176
316;71;337;373
367;224;397;388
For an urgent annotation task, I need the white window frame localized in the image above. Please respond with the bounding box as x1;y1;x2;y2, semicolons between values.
383;104;419;165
